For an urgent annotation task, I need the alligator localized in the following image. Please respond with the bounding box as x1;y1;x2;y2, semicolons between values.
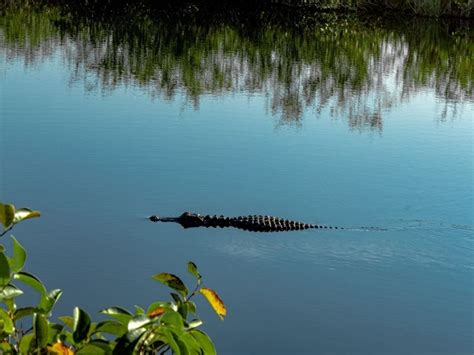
149;212;342;232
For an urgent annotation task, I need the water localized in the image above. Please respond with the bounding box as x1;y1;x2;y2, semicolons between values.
1;4;473;354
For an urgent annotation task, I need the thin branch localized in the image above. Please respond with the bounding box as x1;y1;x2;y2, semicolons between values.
0;225;14;237
186;281;201;302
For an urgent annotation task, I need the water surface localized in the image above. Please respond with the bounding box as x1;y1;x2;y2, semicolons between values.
1;4;473;354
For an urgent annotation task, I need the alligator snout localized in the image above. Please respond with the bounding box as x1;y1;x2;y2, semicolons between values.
149;215;160;222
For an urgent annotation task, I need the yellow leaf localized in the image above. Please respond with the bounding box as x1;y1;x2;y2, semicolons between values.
47;341;75;355
200;287;226;320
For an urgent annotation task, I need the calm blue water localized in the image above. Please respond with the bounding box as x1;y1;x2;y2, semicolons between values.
1;10;474;354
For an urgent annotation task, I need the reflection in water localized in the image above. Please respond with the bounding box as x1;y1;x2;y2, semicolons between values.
1;3;473;129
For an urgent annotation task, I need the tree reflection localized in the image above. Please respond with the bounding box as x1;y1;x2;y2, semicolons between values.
1;2;472;130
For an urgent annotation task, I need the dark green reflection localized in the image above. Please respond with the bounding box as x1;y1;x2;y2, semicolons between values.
1;2;472;129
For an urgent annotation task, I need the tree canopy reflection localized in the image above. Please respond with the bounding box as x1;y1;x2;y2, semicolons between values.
1;2;472;130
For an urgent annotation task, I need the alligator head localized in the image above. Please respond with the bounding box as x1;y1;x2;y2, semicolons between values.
149;215;160;222
149;215;180;223
177;212;206;228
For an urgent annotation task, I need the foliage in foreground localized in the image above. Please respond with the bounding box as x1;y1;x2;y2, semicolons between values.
0;202;226;354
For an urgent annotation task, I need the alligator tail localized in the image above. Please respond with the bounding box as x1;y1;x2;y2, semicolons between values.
308;223;343;230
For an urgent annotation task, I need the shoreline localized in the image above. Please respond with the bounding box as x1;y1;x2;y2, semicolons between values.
4;0;473;20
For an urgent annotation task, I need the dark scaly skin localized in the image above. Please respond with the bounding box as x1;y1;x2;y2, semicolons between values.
149;212;342;232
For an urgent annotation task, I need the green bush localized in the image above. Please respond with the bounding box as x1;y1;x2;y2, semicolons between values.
0;202;225;354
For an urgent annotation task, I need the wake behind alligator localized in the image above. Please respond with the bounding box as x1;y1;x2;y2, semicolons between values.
149;212;383;232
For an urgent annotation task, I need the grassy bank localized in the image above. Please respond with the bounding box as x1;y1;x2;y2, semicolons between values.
272;0;473;18
3;0;472;18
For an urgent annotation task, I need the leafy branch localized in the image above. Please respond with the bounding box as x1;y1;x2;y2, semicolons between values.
0;202;226;354
0;203;41;237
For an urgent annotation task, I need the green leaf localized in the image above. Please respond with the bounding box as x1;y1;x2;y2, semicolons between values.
13;271;47;296
88;322;97;337
0;308;14;334
76;340;112;354
186;301;197;314
134;328;164;352
174;331;192;355
125;326;147;343
10;236;27;273
100;306;132;326
161;328;181;355
170;292;182;304
0;254;11;288
127;314;152;332
147;301;175;314
152;273;188;298
93;320;126;337
177;302;188;319
13;208;41;224
134;305;145;315
19;333;34;354
2;298;14;312
161;327;197;355
73;307;91;343
14;307;38;320
47;323;64;344
62;331;75;346
39;288;63;314
59;315;74;329
187;261;201;281
160;309;184;328
33;313;49;349
189;329;216;355
114;333;140;353
48;288;63;299
0;204;15;229
187;319;203;329
0;284;23;299
0;342;13;353
178;331;202;354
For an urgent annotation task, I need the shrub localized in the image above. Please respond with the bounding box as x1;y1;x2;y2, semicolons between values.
0;202;225;354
